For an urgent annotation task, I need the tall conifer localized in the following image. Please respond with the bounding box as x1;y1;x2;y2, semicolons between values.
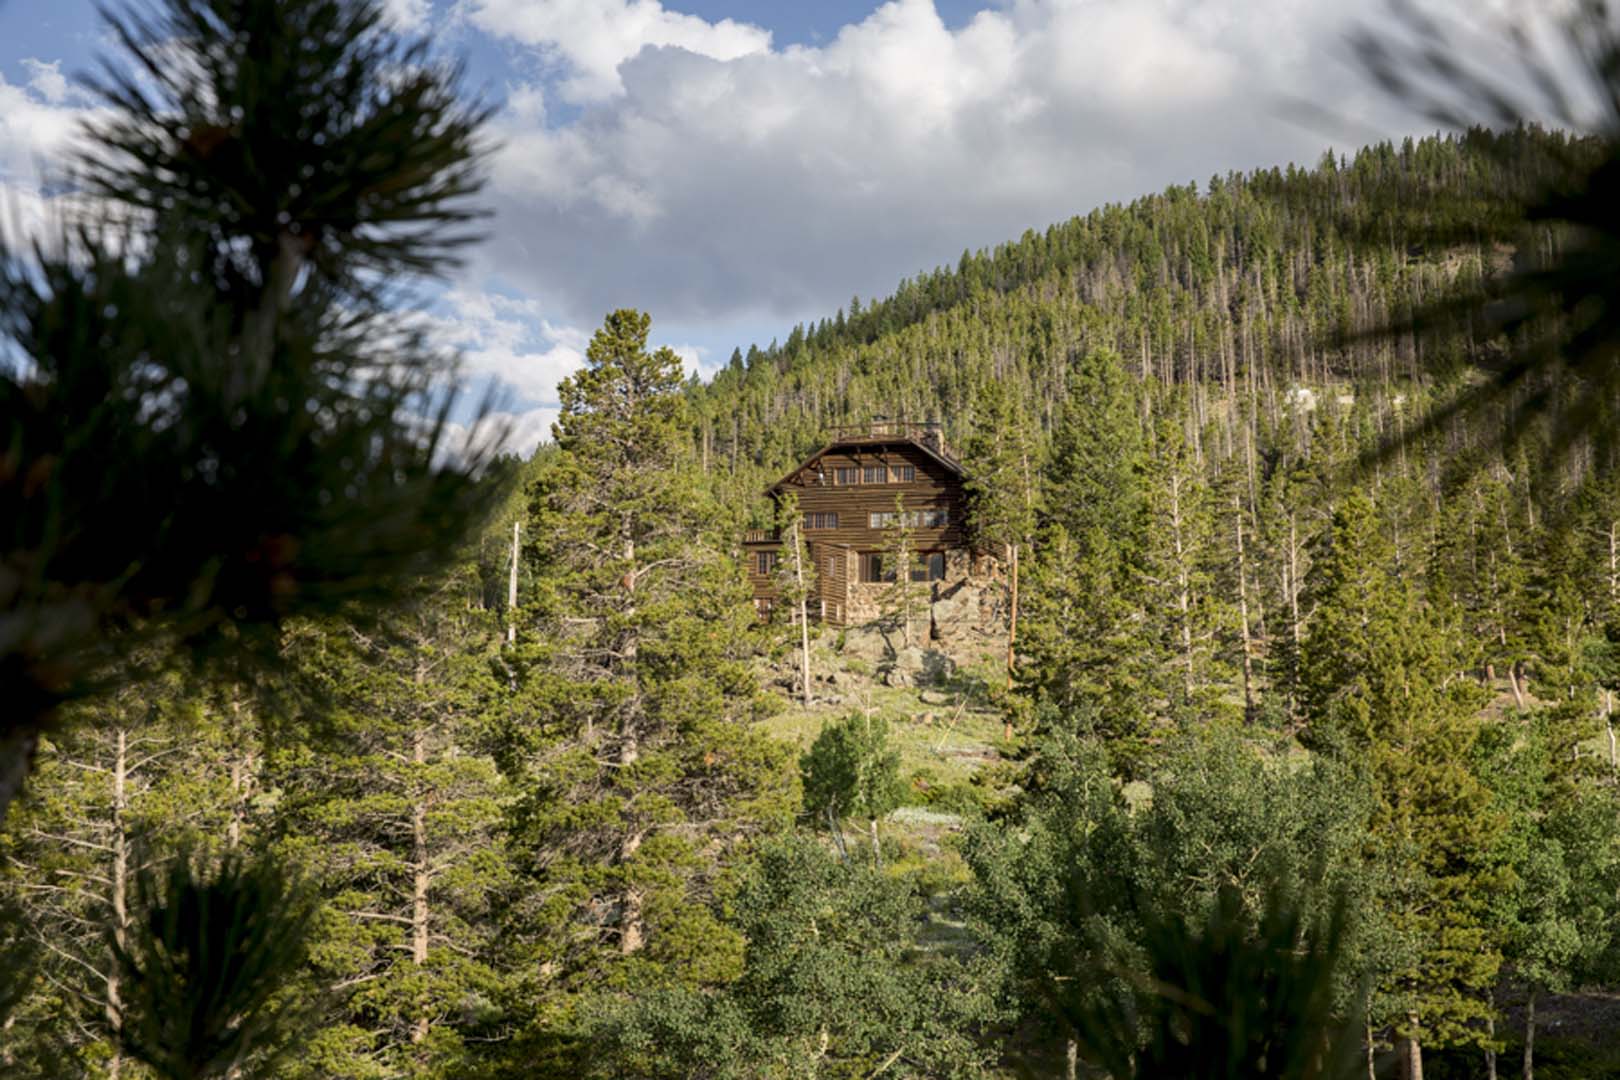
498;310;794;1066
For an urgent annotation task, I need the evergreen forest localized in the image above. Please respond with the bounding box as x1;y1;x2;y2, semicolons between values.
4;1;1620;1078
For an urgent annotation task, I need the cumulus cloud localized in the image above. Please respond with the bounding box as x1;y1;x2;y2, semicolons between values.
381;0;433;33
467;0;771;103
0;67;107;248
470;0;1417;332
415;287;589;407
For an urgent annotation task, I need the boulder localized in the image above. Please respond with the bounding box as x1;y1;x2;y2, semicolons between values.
930;579;988;643
840;626;891;666
883;645;955;688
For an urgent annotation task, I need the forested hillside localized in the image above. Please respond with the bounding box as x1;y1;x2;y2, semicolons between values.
7;42;1620;1078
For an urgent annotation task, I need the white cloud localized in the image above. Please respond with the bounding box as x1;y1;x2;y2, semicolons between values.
20;59;71;105
418;286;589;406
438;404;559;460
0;68;95;181
467;0;771;103
382;0;432;33
471;0;1421;330
0;67;109;251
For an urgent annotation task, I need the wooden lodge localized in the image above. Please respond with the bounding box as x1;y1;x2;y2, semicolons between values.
742;421;972;627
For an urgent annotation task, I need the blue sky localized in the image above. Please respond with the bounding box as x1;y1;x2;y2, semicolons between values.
1;0;1457;452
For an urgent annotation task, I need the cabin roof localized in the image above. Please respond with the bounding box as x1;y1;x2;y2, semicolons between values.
765;432;965;496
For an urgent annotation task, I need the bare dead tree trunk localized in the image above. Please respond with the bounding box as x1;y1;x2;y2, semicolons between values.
1486;988;1498;1080
1170;473;1194;695
791;522;811;709
1065;1035;1079;1080
869;817;882;869
618;521;645;955
1523;987;1536;1080
619;827;646;956
108;728;129;1080
1005;541;1018;742
1607;520;1617;606
1235;494;1255;718
507;520;520;647
1367;1022;1378;1080
1288;512;1303;711
410;691;431;1047
1508;661;1527;711
227;695;253;851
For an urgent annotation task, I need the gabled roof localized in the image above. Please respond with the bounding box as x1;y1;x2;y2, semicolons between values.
766;433;965;497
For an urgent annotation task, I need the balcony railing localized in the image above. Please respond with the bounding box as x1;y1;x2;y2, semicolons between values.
743;529;781;543
828;419;943;442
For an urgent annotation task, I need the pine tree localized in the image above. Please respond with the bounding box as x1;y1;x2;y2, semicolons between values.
0;0;502;824
1302;491;1507;1075
963;380;1040;696
270;569;510;1078
800;712;904;868
0;677;252;1075
1140;412;1231;724
496;310;795;1068
878;494;925;649
1015;349;1153;763
772;491;816;708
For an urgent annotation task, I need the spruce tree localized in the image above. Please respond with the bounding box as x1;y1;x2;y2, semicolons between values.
497;310;795;1067
1302;490;1507;1075
270;568;510;1078
1015;349;1153;763
878;494;925;649
771;491;816;708
962;379;1040;694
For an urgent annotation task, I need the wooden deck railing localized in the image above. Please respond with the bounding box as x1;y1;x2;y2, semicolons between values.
828;419;943;442
743;529;781;543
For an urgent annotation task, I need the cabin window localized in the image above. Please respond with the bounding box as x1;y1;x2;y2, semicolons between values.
755;597;773;616
834;466;859;485
756;551;779;575
860;553;896;583
891;465;916;482
912;552;946;582
804;512;838;530
868;509;947;529
863;465;886;483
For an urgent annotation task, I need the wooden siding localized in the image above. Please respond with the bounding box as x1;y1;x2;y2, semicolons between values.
743;437;970;623
813;542;852;626
782;442;966;553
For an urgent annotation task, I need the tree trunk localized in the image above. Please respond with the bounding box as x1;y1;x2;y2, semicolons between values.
1171;474;1194;695
506;520;520;646
869;817;882;869
227;695;252;850
1508;662;1526;711
1005;542;1018;742
1403;1017;1423;1080
618;524;645;954
1235;494;1255;719
108;728;129;1079
1523;987;1536;1080
1486;988;1498;1080
792;523;811;709
826;807;847;862
410;715;431;1047
1065;1035;1079;1080
1367;1021;1377;1080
